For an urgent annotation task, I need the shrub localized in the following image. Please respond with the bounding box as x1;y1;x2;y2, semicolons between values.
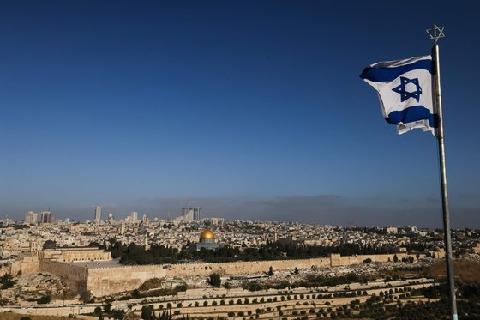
208;273;221;287
37;295;51;305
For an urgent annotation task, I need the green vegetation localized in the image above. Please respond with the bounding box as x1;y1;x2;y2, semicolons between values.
140;305;154;320
42;240;57;250
296;273;373;287
80;290;93;303
267;266;274;275
350;283;480;319
37;295;51;305
0;274;15;289
242;272;373;291
139;278;164;291
208;273;221;287
111;240;397;265
122;283;187;300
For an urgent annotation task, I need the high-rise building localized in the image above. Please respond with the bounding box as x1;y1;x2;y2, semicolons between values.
25;211;39;225
178;207;201;222
94;206;102;223
39;210;53;224
130;211;138;223
386;226;398;234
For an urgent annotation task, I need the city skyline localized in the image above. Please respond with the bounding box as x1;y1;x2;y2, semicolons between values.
1;1;479;226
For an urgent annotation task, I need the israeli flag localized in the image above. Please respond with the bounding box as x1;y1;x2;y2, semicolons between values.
360;55;436;135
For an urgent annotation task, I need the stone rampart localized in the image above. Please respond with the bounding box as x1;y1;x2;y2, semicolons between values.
10;256;40;275
40;250;442;298
329;252;420;266
165;257;331;277
87;265;168;297
41;260;88;294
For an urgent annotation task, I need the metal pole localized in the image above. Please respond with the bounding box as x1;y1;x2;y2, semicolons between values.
432;41;458;320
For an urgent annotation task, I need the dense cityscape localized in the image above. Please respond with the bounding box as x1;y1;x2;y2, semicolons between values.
1;1;479;320
1;207;480;319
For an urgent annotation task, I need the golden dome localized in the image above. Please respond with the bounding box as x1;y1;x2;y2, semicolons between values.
200;229;215;240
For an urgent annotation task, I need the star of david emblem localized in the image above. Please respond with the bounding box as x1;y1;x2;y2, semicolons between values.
392;76;422;102
426;24;445;43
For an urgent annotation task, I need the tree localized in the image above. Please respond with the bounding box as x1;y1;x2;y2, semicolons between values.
224;281;231;290
94;306;102;316
43;239;57;249
0;274;15;289
141;305;154;320
37;295;51;305
268;266;274;276
208;273;221;287
111;310;125;320
81;290;93;303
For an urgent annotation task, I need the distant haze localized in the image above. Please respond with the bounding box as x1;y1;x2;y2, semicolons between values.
3;195;479;228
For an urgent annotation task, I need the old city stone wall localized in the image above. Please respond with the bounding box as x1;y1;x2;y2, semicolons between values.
329;252;422;266
2;249;439;298
84;253;431;297
85;257;331;296
41;260;88;294
87;265;168;297
10;256;40;275
165;257;332;277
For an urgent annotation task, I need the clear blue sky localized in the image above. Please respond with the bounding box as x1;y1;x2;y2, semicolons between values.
0;1;478;226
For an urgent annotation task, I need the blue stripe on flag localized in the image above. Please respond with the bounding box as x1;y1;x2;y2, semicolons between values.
360;59;433;82
385;106;437;128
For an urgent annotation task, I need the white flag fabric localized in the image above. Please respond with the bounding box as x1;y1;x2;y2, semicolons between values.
360;55;436;135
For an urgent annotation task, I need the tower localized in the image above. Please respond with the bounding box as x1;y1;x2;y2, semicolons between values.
95;206;102;224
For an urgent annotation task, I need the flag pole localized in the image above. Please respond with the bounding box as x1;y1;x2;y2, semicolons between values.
427;24;458;320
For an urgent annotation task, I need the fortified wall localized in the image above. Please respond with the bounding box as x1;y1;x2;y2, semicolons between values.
2;247;438;298
85;252;425;297
10;255;40;275
40;260;88;294
329;252;423;266
165;257;332;277
86;257;331;297
87;264;168;297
